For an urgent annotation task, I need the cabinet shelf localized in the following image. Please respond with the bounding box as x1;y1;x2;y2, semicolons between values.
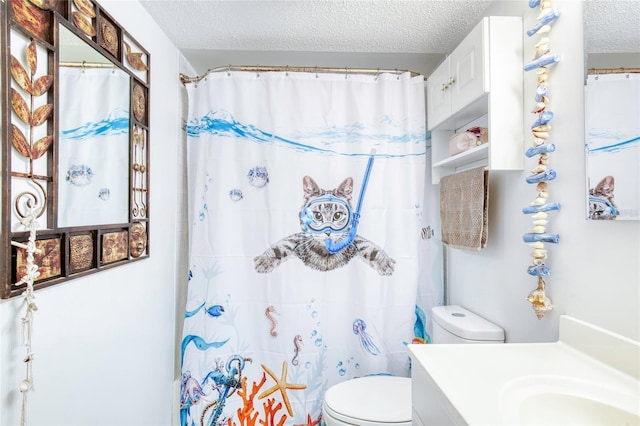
433;143;489;169
428;16;524;184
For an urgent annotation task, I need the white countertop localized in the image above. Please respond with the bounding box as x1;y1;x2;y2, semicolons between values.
408;316;640;425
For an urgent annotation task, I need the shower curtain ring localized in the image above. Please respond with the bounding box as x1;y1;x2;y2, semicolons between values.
256;65;260;78
345;67;348;79
395;68;400;80
285;65;289;77
227;65;231;77
315;66;319;79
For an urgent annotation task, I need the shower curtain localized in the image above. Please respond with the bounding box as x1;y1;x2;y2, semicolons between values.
585;73;640;220
181;70;428;426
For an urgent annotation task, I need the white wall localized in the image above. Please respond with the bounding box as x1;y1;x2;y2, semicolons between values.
174;56;196;381
0;1;183;424
448;0;640;342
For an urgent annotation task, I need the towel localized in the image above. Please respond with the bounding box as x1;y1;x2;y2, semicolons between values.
440;167;489;250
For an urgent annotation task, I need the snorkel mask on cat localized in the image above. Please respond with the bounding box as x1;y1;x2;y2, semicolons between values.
300;194;355;236
300;150;376;254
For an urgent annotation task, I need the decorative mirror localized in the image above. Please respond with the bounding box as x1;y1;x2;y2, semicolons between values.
1;0;150;298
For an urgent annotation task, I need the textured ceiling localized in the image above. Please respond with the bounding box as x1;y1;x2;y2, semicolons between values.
584;0;640;54
139;0;493;54
139;0;639;66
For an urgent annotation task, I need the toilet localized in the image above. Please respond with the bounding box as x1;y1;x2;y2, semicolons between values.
321;305;504;425
431;304;505;344
322;375;412;426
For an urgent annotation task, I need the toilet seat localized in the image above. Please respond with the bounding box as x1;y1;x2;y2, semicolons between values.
322;376;412;425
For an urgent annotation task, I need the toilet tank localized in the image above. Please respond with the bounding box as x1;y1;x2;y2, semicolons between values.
432;305;504;343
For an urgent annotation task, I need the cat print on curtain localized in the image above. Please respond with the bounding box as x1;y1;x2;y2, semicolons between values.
254;172;396;275
182;71;427;426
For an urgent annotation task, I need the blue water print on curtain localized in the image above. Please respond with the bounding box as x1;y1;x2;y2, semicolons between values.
186;110;427;158
60;107;130;141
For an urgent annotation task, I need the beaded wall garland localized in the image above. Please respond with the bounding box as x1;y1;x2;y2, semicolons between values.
523;0;562;319
11;205;41;426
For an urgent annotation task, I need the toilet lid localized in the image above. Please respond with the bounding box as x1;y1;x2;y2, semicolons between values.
323;376;412;424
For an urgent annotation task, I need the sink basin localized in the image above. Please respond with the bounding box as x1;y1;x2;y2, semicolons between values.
408;315;640;425
501;375;640;425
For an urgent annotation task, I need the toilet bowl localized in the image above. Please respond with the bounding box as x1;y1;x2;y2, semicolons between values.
321;305;504;425
321;375;412;426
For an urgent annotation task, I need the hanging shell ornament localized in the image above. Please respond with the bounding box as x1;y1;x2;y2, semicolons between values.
522;0;563;319
528;277;553;320
124;41;149;71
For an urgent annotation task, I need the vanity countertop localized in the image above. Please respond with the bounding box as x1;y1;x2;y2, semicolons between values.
408;316;640;425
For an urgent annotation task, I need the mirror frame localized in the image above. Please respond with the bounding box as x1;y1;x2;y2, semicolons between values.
1;0;150;298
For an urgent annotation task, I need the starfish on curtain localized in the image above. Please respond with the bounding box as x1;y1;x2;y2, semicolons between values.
258;361;307;416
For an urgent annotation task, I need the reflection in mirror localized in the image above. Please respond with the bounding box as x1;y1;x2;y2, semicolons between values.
583;3;640;221
58;25;130;227
584;73;640;221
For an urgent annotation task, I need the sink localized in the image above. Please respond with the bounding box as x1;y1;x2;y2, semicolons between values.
500;375;640;425
408;316;640;425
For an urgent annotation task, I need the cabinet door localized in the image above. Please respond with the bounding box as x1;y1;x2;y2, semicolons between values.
426;58;451;130
449;18;487;114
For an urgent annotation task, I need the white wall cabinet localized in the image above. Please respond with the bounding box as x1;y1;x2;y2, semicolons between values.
427;20;486;129
427;16;524;183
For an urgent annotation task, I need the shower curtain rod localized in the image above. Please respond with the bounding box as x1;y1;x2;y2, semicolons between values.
59;61;116;69
180;65;424;84
587;67;640;75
